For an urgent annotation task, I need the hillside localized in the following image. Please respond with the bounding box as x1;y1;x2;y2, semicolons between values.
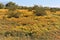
0;9;60;40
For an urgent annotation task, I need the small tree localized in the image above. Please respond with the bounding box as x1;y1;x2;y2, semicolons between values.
0;3;4;9
28;7;33;11
7;11;21;18
50;8;56;13
34;10;46;16
5;2;18;10
33;5;46;16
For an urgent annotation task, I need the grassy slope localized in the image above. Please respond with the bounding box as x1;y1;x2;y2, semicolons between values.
0;9;60;40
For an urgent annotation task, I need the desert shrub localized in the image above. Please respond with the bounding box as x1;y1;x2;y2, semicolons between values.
5;2;19;10
28;7;33;11
7;11;21;18
22;24;27;26
7;11;13;18
24;15;29;17
4;31;13;37
50;8;56;13
34;10;46;16
50;8;60;13
33;5;46;16
0;3;4;9
4;31;25;37
13;12;20;18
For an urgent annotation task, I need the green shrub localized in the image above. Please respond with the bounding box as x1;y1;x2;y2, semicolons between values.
50;8;56;13
0;3;4;9
4;31;13;37
34;10;46;16
33;5;46;16
7;11;21;18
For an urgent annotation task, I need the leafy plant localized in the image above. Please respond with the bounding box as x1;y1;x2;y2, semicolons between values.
33;5;46;16
7;11;21;18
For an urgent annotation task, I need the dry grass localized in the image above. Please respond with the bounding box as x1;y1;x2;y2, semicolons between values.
0;9;60;40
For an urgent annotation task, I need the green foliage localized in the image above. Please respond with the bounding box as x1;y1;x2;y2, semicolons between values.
7;11;21;18
4;31;13;37
33;5;46;16
28;7;33;11
44;7;50;10
50;8;60;13
4;31;32;37
50;8;56;12
0;3;4;9
5;2;18;10
34;10;46;16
